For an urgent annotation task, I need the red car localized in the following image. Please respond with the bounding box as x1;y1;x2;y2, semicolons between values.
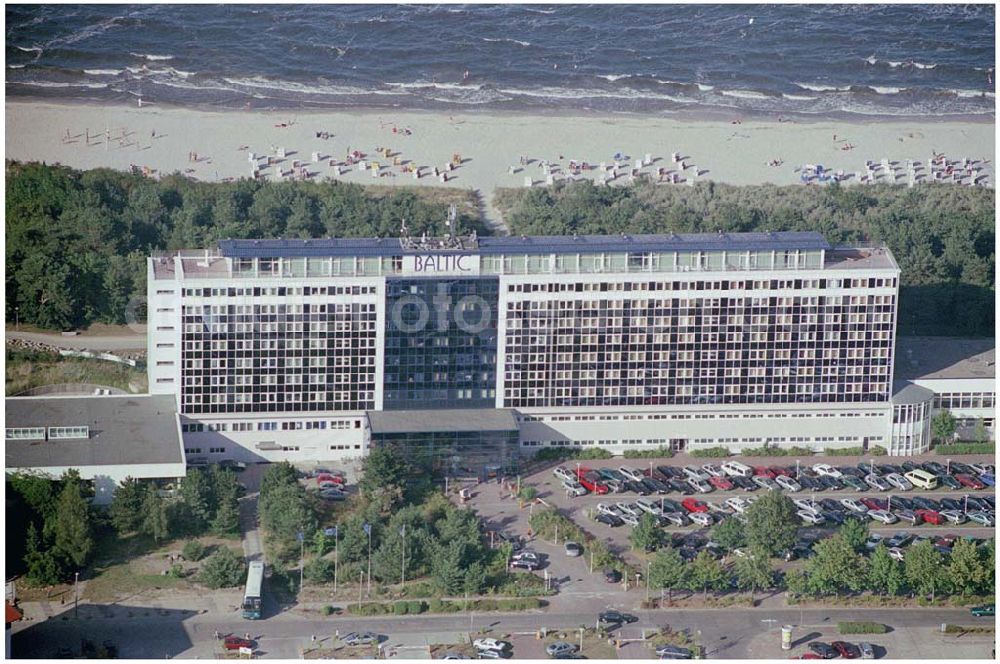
831;641;860;659
861;497;887;511
770;466;793;477
223;637;253;651
955;474;986;490
708;476;734;491
753;466;776;479
316;474;345;485
915;508;943;525
577;468;609;495
682;497;709;513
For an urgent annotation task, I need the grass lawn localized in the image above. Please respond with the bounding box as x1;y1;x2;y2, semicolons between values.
5;348;146;395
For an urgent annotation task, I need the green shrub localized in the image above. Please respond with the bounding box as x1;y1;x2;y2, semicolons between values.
837;622;888;634
400;581;437;598
869;445;888;456
691;447;731;458
321;605;334;616
393;601;409;615
824;447;864;456
407;600;426;614
518;486;538;501
346;602;391;616
182;540;206;562
742;446;814;457
935;443;994;455
167;563;185;579
533;447;614;461
623;447;673;459
576;447;614;460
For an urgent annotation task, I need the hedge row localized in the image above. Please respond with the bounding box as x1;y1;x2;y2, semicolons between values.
690;447;731;458
623;447;674;459
824;446;888;457
934;443;994;455
741;446;815;457
345;597;543;616
533;447;614;462
837;622;888;634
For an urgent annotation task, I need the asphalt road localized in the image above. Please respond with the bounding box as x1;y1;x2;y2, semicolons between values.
12;604;984;659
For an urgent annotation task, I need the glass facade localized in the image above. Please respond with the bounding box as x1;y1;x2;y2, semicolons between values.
372;429;519;476
383;278;499;410
502;278;896;408
180;290;378;414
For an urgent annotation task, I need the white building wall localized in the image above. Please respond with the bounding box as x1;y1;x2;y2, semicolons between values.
5;462;188;505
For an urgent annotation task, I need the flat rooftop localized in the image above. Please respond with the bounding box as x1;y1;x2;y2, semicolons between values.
5;394;183;470
218;231;831;259
823;246;898;271
895;337;996;381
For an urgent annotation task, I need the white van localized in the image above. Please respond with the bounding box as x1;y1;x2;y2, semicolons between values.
721;461;753;478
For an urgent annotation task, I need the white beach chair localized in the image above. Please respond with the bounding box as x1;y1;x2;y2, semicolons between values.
277;147;286;159
523;176;533;188
644;153;652;166
545;174;554;186
312;152;320;163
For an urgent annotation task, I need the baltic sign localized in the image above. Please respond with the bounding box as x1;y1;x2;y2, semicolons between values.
404;253;480;276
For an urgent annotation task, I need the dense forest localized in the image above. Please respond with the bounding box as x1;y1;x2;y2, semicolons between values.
5;161;481;331
6;161;994;336
496;181;995;337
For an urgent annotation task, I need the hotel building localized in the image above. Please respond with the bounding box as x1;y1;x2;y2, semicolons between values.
144;229;984;469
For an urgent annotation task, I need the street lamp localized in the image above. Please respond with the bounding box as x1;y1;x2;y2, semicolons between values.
645;559;651;602
74;571;80;619
14;307;19;330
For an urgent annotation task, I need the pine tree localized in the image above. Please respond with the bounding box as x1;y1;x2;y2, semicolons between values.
211;497;241;537
179;468;216;533
141;490;171;543
24;521;62;586
109;477;147;536
53;478;93;568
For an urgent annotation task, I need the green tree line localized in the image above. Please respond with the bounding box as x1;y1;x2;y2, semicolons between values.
5;161;481;331
496;180;995;336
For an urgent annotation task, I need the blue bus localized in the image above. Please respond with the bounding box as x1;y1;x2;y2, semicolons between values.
242;561;264;620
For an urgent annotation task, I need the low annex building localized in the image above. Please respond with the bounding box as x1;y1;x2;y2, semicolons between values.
5;394;186;504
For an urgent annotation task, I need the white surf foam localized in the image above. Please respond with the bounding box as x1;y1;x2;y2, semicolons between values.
794;82;850;92
720;89;770;99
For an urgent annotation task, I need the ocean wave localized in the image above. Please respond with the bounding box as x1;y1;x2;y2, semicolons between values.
47;15;125;49
597;74;632;82
794;82;850;92
482;37;531;47
386;80;484;92
497;84;697;104
84;68;123;76
719;89;771;99
8;64;27;69
696;83;714;91
950;88;990;98
223;75;395;97
782;93;817;101
130;52;174;61
912;62;936;69
13;80;109;89
869;86;904;94
15;45;43;53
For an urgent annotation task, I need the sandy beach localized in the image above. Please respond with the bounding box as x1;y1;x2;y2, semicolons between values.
6;100;995;229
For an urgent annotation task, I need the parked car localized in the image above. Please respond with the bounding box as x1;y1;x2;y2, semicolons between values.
660;512;689;527
812;464;842;478
889;496;914;510
682;497;709;513
473;639;511;652
887;546;906;562
840;498;869;513
319;488;347;501
915;509;943;525
635;498;664;516
808;642;838;659
687;478;714;494
775;475;802;492
619;466;645;482
937;474;962;490
887;531;913;548
798;476;821;491
598;610;638;625
922;461;948;475
604;568;622;583
753;466;777;479
725;497;751;514
732;476;758;492
683;465;711;481
864;534;885;551
224;637;254;651
948;461;975;476
564;541;583;557
821;510;846;525
818;476;844;491
884;473;912;491
752;476;779;491
865;473;892;491
979;473;996;487
861;497;887;512
595;512;624;528
476;648;511;659
798;510;825;526
701;464;725;478
597;503;621;517
545;642;576;658
938;498;963;512
578;469;609;495
625;479;651;496
841;475;868;492
510;558;540;571
967;511;995;526
643;477;671;494
620;513;640;527
968;462;994;475
656;644;693;659
616;502;641;518
669;479;695;495
689;512;714;527
708;475;734;491
342;632;379;647
562;480;588;497
832;641;861;659
911;496;938;511
553;467;576;483
868;509;898;525
939;510;967;525
956;474;986;490
969;604;995;617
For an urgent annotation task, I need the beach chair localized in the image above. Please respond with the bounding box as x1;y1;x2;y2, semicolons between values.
277;147;286;159
644;153;652;166
524;176;533;188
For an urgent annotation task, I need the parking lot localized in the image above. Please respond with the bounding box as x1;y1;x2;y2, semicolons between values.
475;453;995;577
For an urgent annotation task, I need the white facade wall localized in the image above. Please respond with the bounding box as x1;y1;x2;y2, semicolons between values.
5;462;187;505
